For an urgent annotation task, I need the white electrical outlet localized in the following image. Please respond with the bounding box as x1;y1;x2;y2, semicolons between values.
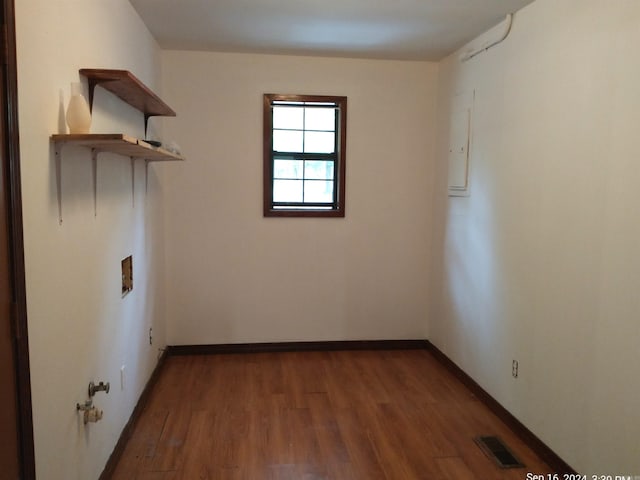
120;365;126;390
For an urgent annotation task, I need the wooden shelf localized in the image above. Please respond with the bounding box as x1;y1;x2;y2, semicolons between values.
51;134;184;162
51;134;184;224
52;70;184;225
80;69;175;118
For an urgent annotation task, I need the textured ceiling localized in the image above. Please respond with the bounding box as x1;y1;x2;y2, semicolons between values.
130;0;535;61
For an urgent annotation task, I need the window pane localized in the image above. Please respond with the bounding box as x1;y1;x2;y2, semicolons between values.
273;129;303;152
304;131;335;153
304;180;334;203
273;106;303;130
274;159;303;179
273;180;303;202
305;107;335;131
304;160;334;180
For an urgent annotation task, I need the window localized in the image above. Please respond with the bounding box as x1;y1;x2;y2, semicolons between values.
263;94;347;217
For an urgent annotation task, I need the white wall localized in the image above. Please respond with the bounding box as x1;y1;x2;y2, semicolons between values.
432;0;640;474
161;51;437;345
15;1;167;478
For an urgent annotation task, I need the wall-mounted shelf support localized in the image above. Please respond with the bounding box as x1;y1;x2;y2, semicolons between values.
131;157;135;208
54;143;63;225
51;134;184;224
92;149;98;217
145;160;150;195
144;115;152;138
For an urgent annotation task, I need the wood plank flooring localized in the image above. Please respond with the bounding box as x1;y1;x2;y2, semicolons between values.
109;349;553;479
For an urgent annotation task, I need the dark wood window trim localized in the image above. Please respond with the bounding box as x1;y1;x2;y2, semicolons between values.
263;94;347;217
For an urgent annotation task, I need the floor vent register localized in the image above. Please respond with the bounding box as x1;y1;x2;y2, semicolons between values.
474;435;525;469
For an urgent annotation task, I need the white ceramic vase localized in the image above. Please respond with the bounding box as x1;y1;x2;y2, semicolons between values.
66;82;91;134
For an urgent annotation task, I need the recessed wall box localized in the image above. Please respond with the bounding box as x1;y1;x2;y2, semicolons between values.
121;255;133;296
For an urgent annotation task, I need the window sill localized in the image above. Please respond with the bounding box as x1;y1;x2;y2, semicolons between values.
264;208;345;218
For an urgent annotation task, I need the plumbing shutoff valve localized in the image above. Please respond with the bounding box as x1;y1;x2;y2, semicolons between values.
85;406;103;423
77;380;109;424
76;400;103;424
88;381;110;397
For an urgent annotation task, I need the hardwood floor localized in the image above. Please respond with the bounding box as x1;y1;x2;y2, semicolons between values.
109;349;553;479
